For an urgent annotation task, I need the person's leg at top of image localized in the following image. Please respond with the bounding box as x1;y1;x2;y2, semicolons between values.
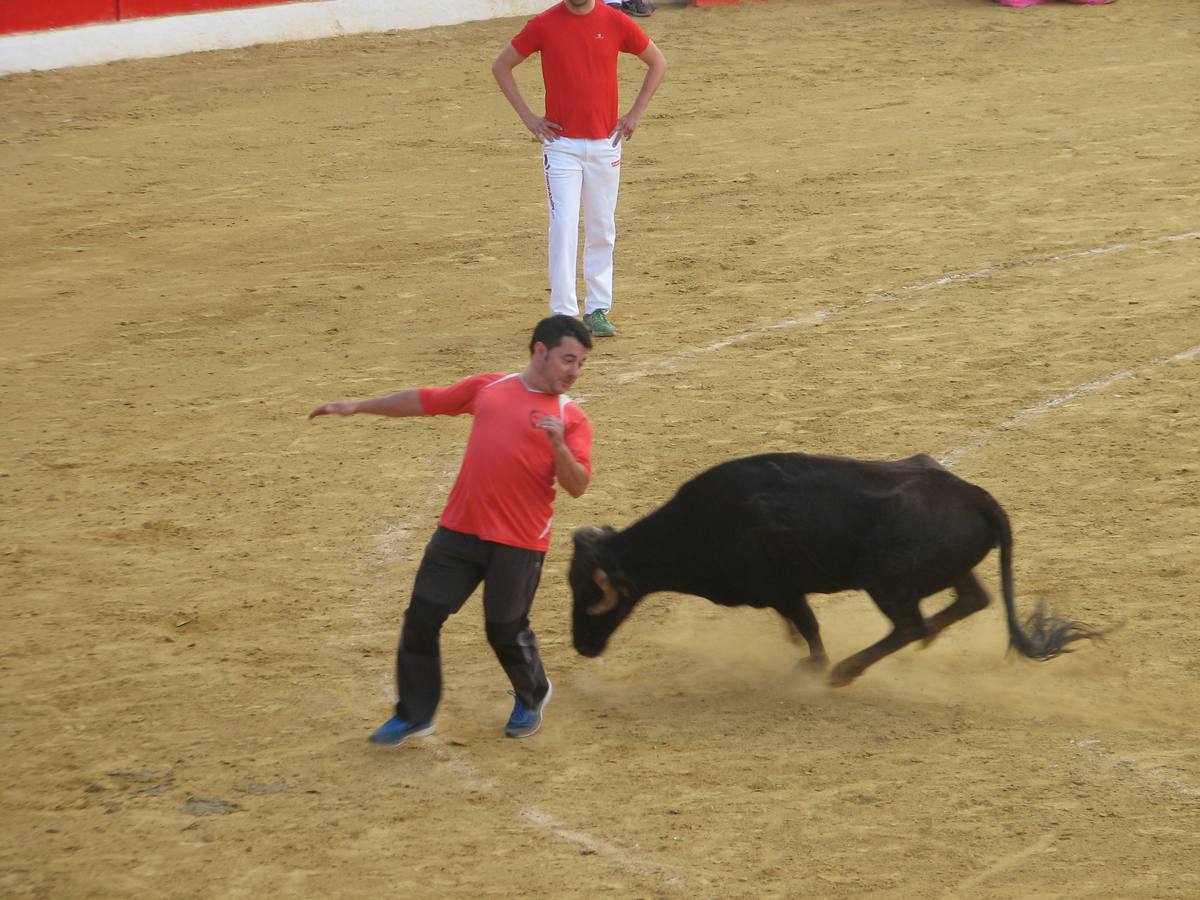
543;137;586;319
580;137;622;338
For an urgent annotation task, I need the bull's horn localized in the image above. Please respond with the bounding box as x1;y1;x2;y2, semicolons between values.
573;525;606;544
587;569;620;615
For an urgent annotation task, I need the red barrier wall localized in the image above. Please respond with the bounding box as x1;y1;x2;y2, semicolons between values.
121;0;295;18
1;0;118;33
0;0;296;35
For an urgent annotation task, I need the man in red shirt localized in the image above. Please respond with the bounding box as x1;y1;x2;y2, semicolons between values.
493;0;667;338
308;315;593;744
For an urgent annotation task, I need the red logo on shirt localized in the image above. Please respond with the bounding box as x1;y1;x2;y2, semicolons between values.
529;410;546;427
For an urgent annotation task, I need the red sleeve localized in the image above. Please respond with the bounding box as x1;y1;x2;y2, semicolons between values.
510;13;543;58
620;14;650;55
565;406;594;476
418;373;505;417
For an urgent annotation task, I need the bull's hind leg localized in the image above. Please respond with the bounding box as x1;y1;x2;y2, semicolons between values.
828;588;929;687
921;573;990;648
777;595;828;671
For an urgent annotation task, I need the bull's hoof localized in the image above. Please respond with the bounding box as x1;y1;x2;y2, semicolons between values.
827;664;858;688
798;654;829;673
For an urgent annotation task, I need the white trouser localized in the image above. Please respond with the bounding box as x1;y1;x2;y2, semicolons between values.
542;136;622;317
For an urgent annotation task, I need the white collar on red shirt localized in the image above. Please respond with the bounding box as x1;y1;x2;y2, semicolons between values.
499;372;572;414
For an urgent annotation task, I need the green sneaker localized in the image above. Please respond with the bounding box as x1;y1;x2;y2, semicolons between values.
583;309;617;337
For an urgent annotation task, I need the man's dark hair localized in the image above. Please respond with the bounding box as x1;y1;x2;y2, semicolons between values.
529;314;592;354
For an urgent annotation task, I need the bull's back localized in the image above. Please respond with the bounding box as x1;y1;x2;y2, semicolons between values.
681;452;955;516
676;453;998;594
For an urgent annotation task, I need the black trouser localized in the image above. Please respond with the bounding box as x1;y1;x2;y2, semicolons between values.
394;527;548;724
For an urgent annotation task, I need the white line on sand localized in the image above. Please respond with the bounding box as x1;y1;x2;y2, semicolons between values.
426;737;689;889
614;231;1199;385
945;831;1060;897
939;343;1199;469
1068;738;1200;799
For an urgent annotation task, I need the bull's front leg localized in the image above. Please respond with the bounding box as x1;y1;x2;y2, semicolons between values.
777;596;828;672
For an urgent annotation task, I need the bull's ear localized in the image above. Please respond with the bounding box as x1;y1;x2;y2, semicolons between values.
587;569;621;615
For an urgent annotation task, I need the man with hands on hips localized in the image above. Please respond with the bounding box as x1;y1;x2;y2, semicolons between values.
493;0;667;338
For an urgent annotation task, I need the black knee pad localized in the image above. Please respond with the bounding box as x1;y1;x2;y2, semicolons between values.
401;600;451;656
486;617;531;649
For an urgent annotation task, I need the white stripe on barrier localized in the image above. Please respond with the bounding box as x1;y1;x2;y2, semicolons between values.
0;0;550;77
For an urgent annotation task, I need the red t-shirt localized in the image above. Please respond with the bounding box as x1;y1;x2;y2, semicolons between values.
419;372;593;552
510;2;651;140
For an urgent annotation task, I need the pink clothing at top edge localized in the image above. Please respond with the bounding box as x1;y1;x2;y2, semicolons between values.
995;0;1114;7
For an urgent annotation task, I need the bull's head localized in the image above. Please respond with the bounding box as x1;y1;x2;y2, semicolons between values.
569;525;636;657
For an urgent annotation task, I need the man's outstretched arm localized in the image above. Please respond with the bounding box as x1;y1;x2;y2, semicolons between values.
308;389;424;420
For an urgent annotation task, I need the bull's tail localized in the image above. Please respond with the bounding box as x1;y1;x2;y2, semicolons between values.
977;491;1103;661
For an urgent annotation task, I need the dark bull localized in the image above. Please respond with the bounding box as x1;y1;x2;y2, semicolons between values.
569;452;1102;687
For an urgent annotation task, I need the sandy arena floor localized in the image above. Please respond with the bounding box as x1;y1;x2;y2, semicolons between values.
2;0;1199;896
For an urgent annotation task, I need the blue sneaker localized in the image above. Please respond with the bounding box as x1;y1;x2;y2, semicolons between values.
368;716;434;746
505;681;552;739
